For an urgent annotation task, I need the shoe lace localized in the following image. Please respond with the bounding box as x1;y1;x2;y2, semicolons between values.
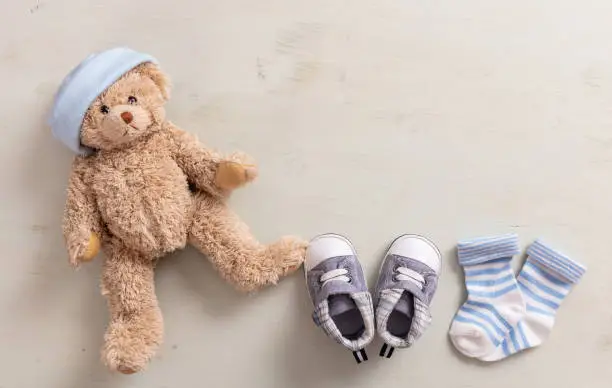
394;266;425;289
320;268;351;286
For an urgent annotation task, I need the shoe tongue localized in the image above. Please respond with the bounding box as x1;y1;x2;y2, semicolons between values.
394;291;415;318
328;294;356;317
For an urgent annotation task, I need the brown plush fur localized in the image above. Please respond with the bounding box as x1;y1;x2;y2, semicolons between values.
62;63;306;374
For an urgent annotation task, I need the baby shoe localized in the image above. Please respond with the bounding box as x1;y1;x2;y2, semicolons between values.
305;234;375;363
373;234;441;358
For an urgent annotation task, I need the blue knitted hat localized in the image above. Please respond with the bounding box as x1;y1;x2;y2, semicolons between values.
49;47;158;155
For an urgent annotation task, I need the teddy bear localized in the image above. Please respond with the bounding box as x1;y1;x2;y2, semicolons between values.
49;47;307;374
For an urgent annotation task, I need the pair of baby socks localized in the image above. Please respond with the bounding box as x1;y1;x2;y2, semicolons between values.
449;234;586;361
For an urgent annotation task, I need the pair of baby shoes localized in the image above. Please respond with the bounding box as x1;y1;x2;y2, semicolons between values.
304;233;442;363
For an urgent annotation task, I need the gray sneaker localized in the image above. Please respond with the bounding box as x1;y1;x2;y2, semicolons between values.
305;234;375;363
373;234;442;358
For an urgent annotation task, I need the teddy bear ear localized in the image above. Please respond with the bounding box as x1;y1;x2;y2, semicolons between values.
135;62;171;100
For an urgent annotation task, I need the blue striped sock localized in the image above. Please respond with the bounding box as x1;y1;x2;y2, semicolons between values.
479;240;586;361
449;234;526;358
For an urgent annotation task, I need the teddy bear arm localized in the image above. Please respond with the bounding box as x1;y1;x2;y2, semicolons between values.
165;124;227;197
63;159;103;246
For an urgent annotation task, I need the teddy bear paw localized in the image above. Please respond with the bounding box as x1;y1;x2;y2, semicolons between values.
227;152;258;183
215;159;258;190
67;231;100;267
102;313;162;374
117;365;137;375
271;236;307;276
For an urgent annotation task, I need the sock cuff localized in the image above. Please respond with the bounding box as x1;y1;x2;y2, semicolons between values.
457;234;520;266
527;240;586;284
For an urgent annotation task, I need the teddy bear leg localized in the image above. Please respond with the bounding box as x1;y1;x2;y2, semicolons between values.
189;193;306;292
100;240;163;374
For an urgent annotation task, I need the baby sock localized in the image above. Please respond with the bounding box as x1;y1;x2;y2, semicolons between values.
479;240;586;361
449;234;526;358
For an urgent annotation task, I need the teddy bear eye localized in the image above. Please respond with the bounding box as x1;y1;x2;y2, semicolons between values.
100;105;110;114
128;96;138;105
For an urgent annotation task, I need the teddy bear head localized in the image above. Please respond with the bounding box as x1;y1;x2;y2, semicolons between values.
81;63;170;152
49;48;170;155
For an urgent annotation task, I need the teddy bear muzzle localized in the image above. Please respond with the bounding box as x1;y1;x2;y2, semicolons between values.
101;105;152;143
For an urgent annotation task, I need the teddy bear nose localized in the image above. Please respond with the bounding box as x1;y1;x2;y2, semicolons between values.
120;111;133;124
